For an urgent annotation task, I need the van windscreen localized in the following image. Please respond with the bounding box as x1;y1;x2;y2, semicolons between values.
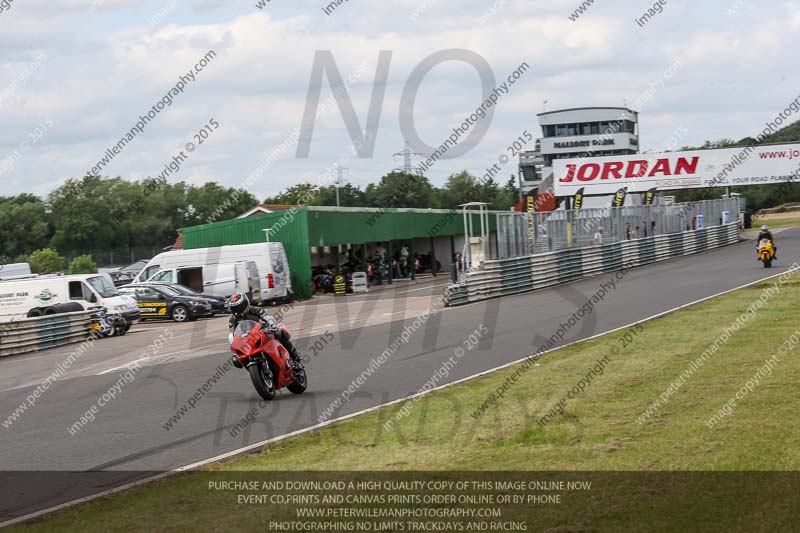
87;276;119;298
141;265;160;281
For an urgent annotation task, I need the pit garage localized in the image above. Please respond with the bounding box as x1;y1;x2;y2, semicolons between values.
180;206;513;300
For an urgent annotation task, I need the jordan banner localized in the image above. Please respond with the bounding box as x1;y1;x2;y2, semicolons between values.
553;143;800;196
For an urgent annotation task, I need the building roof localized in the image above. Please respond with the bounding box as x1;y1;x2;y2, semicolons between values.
171;230;183;250
305;205;512;215
537;106;638;117
237;204;300;218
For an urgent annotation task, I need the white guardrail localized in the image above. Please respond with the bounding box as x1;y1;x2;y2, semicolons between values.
0;310;97;358
445;223;741;306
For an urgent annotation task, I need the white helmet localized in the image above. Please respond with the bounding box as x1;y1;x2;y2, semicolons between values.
761;225;769;231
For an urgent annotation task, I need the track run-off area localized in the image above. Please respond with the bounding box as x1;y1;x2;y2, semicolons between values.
1;226;798;524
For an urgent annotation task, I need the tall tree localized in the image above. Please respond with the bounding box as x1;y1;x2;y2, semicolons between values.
0;194;49;259
491;175;520;210
48;176;117;253
310;184;367;207
437;171;481;209
185;182;259;225
263;183;320;205
365;171;439;209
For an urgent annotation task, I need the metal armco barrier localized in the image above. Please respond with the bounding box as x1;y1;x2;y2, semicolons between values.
0;310;97;357
444;223;740;307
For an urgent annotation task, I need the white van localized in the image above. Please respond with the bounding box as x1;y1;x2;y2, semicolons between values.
0;274;140;334
0;262;32;280
135;243;291;303
146;261;262;300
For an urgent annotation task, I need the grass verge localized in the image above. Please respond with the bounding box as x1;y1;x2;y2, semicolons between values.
749;215;800;230
10;274;800;532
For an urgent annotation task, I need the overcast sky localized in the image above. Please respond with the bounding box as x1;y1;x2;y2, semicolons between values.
1;0;798;200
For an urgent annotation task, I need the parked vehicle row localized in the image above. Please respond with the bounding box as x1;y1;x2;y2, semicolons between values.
0;272;141;336
0;241;293;340
153;282;227;314
133;242;291;304
119;282;227;322
145;261;262;303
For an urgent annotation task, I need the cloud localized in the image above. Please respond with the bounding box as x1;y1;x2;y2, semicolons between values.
0;0;798;200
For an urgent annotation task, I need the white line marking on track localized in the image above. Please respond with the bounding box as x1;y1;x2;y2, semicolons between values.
97;344;227;375
2;266;796;528
396;282;450;294
98;357;150;374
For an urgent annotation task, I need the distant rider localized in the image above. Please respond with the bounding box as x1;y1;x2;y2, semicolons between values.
227;292;302;369
756;224;777;260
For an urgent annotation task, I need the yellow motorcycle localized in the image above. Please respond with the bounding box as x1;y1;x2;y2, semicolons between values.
757;239;775;268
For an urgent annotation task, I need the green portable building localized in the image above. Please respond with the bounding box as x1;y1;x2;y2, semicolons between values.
181;206;500;300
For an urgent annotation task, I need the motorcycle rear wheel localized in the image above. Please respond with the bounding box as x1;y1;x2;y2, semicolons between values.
248;359;276;401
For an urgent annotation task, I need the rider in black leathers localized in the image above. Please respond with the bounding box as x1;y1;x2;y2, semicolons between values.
756;224;777;260
227;292;302;369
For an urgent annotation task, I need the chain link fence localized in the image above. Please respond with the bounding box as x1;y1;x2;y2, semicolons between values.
496;197;742;258
65;247;161;269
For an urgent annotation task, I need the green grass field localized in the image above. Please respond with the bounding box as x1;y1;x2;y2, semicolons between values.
11;274;800;532
749;215;800;230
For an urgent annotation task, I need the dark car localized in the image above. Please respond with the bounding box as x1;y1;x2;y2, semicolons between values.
145;282;227;316
119;284;211;322
110;260;149;287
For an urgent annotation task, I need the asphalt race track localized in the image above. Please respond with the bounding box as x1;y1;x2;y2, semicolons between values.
1;227;798;523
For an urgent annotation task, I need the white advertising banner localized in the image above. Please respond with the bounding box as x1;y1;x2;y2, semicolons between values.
553;143;800;196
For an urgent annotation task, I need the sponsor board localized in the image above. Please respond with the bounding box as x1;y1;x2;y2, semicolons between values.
553;143;800;196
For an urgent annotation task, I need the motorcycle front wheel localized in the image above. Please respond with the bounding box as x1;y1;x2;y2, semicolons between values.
287;366;308;395
248;359;276;401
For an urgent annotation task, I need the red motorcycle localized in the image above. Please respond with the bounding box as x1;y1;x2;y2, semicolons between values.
229;319;307;401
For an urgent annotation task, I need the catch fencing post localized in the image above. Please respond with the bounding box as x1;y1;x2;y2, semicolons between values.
361;243;368;274
450;236;457;282
409;239;415;280
430;237;437;277
387;241;393;284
